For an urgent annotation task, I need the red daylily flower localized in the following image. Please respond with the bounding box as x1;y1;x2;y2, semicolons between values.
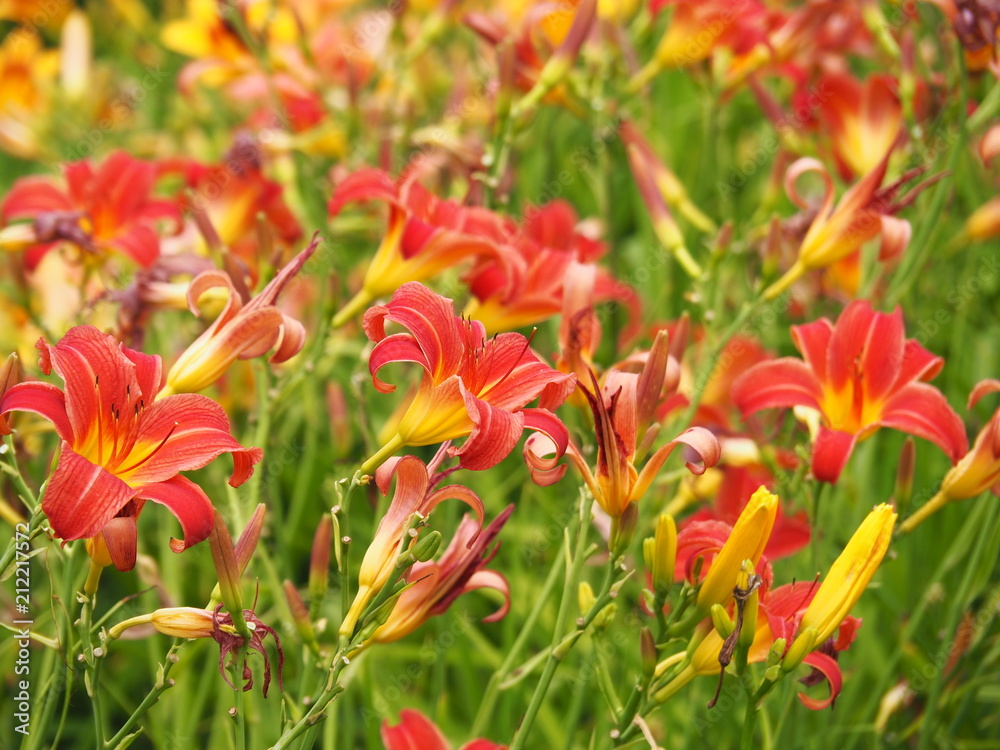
526;335;720;517
165;141;302;266
382;709;506;750
817;73;903;180
361;282;575;474
732;300;967;483
0;325;262;570
1;150;181;270
370;506;514;644
465;200;639;337
329;167;513;326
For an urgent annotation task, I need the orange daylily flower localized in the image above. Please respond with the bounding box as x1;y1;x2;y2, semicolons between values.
0;325;262;570
1;151;182;270
160;236;318;396
361;282;576;474
817;73;903;179
763;149;937;299
382;708;506;750
733;300;968;484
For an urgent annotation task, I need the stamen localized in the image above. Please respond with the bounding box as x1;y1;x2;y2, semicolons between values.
118;422;180;475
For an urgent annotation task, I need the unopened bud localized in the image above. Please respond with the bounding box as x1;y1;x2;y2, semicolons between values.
766;638;787;667
782;627;818;673
410;530;442;564
309;516;333;615
640;627;657;681
710;604;735;639
0;353;18;434
234;504;266;576
594;602;617;630
283;580;316;647
644;513;677;595
894;438;915;515
578;581;597;614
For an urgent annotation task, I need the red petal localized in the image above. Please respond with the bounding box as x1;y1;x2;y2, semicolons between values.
118;394;262;486
878;215;911;263
43;444;135;541
463;569;510;622
381;709;450;750
632;426;721;501
790;318;833;383
369;333;433;393
798;651;843;710
101;516;139;571
451;387;524;470
0;381;74;442
135;475;215;553
1;177;73;221
880;383;969;462
460;741;507;750
811;427;858;483
108;224;160;267
894;339;943;387
328;168;398;217
732;359;823;416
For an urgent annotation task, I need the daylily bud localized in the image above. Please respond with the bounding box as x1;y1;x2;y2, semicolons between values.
636;330;670;433
710;604;735;639
696;487;777;615
309;515;333;615
594;602;617;630
517;0;596;115
798;504;896;644
644;513;677;596
766;638;787;667
150;607;219;639
781;627;818;673
966;197;1000;241
640;627;657;682
283;580;316;647
578;581;597;614
208;511;245;626
409;530;443;564
234;504;265;576
0;353;19;434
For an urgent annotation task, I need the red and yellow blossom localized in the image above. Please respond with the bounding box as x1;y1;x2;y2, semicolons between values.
526;334;719;516
901;380;1000;532
817;73;903;179
340;455;485;636
464;200;639;336
159;237;318;396
369;506;513;644
382;709;506;750
732;300;967;484
0;325;262;570
329;168;513;326
0;28;58;159
1;151;181;270
165;144;302;265
763;150;927;299
361;282;575;474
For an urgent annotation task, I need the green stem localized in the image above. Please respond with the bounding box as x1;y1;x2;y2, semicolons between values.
104;642;183;749
471;541;566;736
509;493;598;750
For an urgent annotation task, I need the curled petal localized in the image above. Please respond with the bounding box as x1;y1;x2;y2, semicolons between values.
879;383;969;462
135;475;216;553
798;651;843;710
463;569;510;623
368;333;434;393
784;158;835;216
270;316;306;364
631;426;721;502
450;388;524;471
878;215;911;262
0;381;74;441
969;379;1000;409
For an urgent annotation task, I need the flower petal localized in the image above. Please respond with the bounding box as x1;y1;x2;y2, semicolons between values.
117;393;262;486
732;359;823;416
135;475;216;553
43;444;135;541
450;387;524;471
631;426;721;501
381;709;450;750
463;569;510;623
0;381;74;441
798;651;843;710
790;318;833;383
879;383;968;462
811;427;858;484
